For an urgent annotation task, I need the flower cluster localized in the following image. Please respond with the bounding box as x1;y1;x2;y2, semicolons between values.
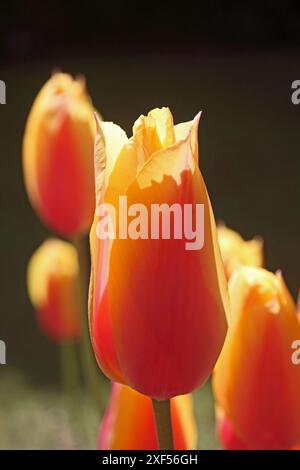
23;73;300;450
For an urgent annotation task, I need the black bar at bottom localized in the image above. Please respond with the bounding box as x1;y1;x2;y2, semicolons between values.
0;450;299;465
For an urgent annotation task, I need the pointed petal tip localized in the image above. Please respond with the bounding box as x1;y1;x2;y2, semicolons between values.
275;269;283;280
194;110;203;122
94;112;102;128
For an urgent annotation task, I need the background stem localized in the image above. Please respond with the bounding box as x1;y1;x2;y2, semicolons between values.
60;340;79;395
59;340;81;428
152;399;174;450
73;236;102;408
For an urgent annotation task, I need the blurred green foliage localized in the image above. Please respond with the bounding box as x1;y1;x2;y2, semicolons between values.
0;370;218;449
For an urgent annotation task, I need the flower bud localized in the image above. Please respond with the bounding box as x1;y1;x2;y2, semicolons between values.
27;239;81;341
23;73;95;236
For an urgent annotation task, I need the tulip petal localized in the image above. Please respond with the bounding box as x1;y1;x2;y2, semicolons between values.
89;219;125;384
174;112;201;158
173;394;198;450
133;107;175;157
216;408;248;450
94;114;128;205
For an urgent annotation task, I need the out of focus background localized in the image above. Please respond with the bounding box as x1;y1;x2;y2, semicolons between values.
0;0;299;449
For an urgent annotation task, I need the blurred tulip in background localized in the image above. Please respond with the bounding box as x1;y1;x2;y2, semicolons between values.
213;266;300;449
217;224;263;280
23;73;96;237
27;238;81;341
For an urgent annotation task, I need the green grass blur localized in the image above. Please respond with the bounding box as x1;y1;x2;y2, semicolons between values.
0;369;218;449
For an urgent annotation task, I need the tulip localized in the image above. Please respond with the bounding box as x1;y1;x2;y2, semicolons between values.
23;73;95;237
98;383;197;450
213;266;300;449
89;107;229;400
27;238;81;341
217;224;263;280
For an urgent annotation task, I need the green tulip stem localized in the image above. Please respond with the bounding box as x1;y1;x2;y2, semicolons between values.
73;235;102;407
60;340;79;394
152;399;174;450
59;340;80;423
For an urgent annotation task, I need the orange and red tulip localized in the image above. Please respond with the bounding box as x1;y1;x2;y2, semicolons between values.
27;239;81;341
217;224;263;280
98;383;197;450
23;73;95;237
89;107;229;399
213;266;300;449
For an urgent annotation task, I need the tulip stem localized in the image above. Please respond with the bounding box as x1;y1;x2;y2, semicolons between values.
60;340;81;424
152;399;174;450
60;340;79;394
73;236;102;408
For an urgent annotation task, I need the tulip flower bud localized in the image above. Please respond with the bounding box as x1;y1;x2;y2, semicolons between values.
217;224;263;280
23;73;95;237
27;239;81;341
98;383;197;450
89;107;229;399
213;266;300;449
